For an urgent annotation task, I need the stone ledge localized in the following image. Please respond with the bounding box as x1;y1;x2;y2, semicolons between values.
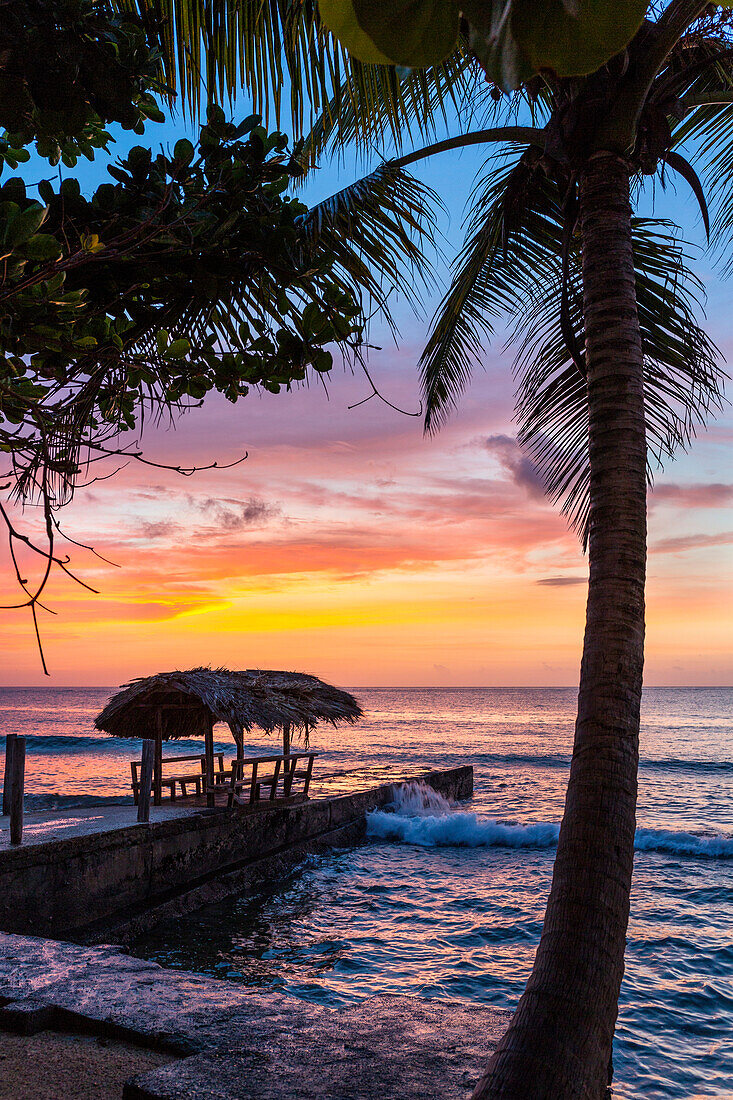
125;996;509;1100
0;932;509;1099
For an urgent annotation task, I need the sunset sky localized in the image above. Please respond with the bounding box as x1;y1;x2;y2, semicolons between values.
2;109;732;687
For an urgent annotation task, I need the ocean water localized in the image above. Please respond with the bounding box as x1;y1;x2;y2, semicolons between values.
2;685;732;1098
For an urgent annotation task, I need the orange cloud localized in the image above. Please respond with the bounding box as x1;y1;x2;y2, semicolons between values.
1;360;731;686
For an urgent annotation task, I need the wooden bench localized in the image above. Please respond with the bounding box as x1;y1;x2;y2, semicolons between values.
131;752;227;803
219;752;318;808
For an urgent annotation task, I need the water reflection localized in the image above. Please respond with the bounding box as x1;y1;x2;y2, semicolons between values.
3;685;733;1098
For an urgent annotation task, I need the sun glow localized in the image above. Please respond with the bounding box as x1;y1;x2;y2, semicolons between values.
0;341;731;687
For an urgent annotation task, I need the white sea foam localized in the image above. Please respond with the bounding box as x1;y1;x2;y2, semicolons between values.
366;781;559;849
389;780;454;816
367;808;561;849
366;781;733;859
634;827;733;860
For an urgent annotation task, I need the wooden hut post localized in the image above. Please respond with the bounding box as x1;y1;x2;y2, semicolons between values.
9;736;25;845
153;707;163;806
2;733;16;815
283;721;290;757
230;721;244;785
205;712;215;808
137;739;155;824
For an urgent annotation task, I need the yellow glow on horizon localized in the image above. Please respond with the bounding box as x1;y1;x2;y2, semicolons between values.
5;554;730;687
1;399;731;687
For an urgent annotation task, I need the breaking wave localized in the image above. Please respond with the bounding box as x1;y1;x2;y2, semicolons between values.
634;827;733;860
366;782;733;860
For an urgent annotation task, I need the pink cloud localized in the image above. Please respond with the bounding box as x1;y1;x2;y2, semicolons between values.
651;482;733;508
652;531;733;554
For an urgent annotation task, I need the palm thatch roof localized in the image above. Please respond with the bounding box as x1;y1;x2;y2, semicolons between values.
94;667;362;740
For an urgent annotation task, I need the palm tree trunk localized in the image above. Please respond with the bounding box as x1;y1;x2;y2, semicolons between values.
473;153;647;1099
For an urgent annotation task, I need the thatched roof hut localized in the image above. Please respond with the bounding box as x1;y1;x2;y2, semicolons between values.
95;667;362;806
95;667;362;740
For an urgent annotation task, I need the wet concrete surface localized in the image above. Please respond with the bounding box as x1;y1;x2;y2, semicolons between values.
0;932;509;1099
0;764;446;852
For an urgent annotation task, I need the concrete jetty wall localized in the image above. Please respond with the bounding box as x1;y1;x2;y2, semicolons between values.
0;766;471;940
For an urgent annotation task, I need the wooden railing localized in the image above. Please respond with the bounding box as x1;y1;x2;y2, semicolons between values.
130;750;318;808
218;752;318;807
130;752;228;803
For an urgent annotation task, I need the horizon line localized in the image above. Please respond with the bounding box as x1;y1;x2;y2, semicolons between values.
1;684;731;692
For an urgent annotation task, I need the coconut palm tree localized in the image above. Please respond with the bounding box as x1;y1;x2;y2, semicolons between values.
116;2;732;1095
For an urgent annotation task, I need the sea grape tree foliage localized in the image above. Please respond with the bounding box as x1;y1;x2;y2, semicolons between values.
0;1;368;512
0;0;165;168
0;108;364;512
0;0;370;665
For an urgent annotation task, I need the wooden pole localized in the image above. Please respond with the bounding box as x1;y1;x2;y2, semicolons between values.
283;721;290;757
205;714;215;808
137;739;155;824
2;734;16;816
232;722;244;787
154;708;163;806
234;722;244;766
9;736;25;845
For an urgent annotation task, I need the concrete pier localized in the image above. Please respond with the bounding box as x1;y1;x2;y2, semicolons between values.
0;765;472;940
0;765;502;1098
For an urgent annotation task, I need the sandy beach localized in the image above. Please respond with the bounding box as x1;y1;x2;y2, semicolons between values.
0;1030;174;1100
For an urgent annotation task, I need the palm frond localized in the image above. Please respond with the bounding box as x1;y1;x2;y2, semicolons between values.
419;149;565;434
116;0;313;121
114;0;478;141
664;32;733;264
515;219;725;544
692;107;733;272
302;53;513;168
299;162;443;324
663;151;710;238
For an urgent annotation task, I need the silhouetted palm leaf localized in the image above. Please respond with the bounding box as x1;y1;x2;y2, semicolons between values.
300;161;442;322
115;0;474;143
420;148;565;434
513;220;722;542
302;53;501;167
